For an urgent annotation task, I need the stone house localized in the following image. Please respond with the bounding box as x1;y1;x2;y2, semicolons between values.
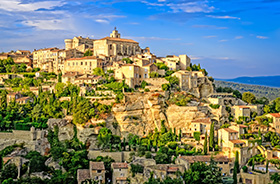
7;92;22;103
65;36;95;53
77;161;106;184
111;163;129;184
171;70;213;98
185;118;212;137
144;164;185;181
16;96;33;104
64;56;104;75
232;105;251;120
175;155;232;176
62;72;82;83
74;74;103;86
207;93;237;106
218;126;259;165
239;170;271;184
159;55;191;71
265;113;280;133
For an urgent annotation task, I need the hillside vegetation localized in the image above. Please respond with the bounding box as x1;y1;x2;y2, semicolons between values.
214;80;280;101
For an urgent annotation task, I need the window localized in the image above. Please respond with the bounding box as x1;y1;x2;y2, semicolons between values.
81;62;83;65
97;170;101;173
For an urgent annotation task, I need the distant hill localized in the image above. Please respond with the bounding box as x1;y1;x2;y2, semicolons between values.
216;76;280;88
214;80;280;101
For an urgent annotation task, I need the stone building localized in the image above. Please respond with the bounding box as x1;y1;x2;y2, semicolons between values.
175;155;232;176
0;50;32;67
231;105;251;120
64;56;104;74
265;113;280;133
185;118;211;137
144;164;185;181
65;36;95;53
218;125;259;165
93;28;141;57
7;92;22;103
33;48;83;73
171;70;213;98
159;55;191;71
77;161;106;184
111;163;129;184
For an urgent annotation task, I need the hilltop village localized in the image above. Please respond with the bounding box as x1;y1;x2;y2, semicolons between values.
0;29;280;184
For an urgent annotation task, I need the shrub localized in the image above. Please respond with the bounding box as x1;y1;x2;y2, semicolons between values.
209;104;220;109
193;132;201;141
144;88;150;92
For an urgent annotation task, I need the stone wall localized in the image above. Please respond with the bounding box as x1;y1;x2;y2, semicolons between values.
88;151;133;162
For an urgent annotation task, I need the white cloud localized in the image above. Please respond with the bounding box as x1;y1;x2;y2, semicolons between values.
0;0;65;12
85;14;126;24
207;15;240;20
95;19;110;24
168;1;215;13
219;39;228;42
235;36;243;39
23;19;73;30
256;36;269;39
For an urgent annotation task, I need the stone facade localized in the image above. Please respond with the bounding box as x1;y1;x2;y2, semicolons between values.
93;29;141;57
64;56;104;74
65;36;95;53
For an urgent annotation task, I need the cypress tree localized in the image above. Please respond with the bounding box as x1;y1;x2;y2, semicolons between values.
0;154;2;171
123;138;126;151
266;160;269;173
209;122;214;151
203;132;208;155
178;129;182;141
233;151;239;184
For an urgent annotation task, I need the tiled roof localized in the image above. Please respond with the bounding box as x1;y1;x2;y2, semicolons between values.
116;177;128;181
167;166;179;172
16;97;32;101
179;155;229;163
223;128;238;133
111;163;128;169
230;140;245;144
238;124;248;128
90;161;105;170
67;56;98;61
235;106;250;109
77;169;90;182
99;37;138;43
269;113;280;118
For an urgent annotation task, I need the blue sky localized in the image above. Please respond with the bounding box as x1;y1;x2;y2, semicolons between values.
0;0;279;78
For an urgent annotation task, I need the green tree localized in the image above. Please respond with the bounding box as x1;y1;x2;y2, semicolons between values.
209;122;214;151
97;128;112;150
242;92;256;104
93;67;105;77
271;173;280;184
233;151;239;184
1;163;18;180
203;132;208;155
202;157;222;184
160;120;168;134
84;49;93;56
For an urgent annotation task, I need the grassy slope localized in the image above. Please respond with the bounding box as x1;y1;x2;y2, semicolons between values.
214;80;280;101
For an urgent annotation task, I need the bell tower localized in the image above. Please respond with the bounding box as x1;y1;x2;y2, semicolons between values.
110;27;121;38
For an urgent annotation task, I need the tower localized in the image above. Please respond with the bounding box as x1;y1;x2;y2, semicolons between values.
110;27;121;38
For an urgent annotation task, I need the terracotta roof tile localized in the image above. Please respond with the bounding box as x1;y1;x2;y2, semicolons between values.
77;169;90;182
111;163;128;169
223;128;239;133
179;155;229;163
230;140;245;144
116;177;128;181
99;37;138;43
269;113;280;118
90;161;105;170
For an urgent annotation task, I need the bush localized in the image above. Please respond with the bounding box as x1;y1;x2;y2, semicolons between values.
167;142;178;150
209;104;220;109
144;88;150;92
242;166;248;172
145;151;152;159
131;164;144;177
193;132;201;141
